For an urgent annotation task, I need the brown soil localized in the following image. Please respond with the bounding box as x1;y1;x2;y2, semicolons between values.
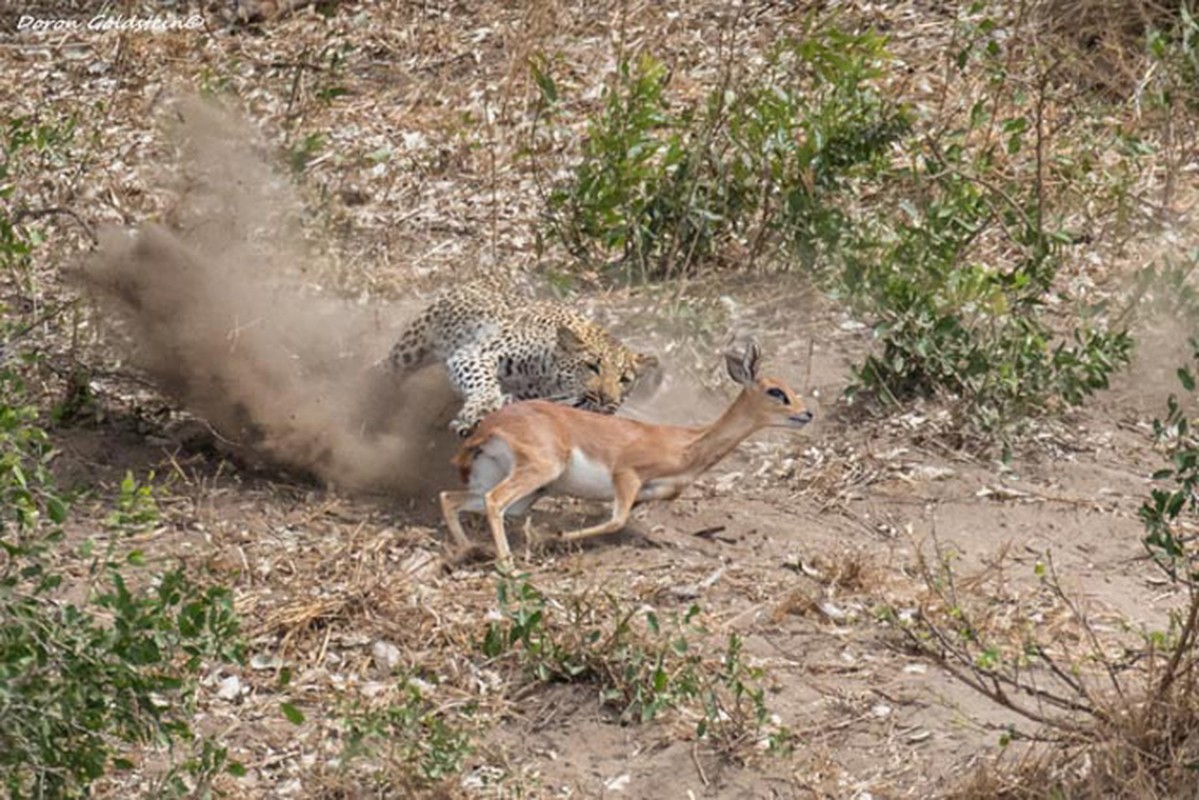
53;269;1177;797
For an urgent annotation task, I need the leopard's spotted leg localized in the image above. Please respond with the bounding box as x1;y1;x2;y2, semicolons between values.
378;310;434;375
445;344;507;437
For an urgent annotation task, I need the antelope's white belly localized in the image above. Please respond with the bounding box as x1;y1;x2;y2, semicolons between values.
551;448;616;500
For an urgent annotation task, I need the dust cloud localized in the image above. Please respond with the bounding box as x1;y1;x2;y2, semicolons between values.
75;99;459;494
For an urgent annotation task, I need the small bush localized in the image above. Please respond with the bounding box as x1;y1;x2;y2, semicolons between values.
480;576;790;756
538;28;907;282
1;115;80;288
824;7;1132;438
338;680;474;791
1140;343;1199;580
0;330;242;798
844;149;1133;435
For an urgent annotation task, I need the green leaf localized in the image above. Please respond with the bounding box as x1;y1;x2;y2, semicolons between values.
47;496;68;523
531;58;558;104
1179;367;1196;392
482;623;503;658
1167;491;1187;518
281;702;305;725
317;86;349;101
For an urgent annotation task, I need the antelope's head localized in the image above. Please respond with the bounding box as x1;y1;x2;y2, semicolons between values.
724;340;813;429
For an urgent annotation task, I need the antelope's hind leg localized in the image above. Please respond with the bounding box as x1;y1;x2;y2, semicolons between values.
439;489;479;549
483;466;558;570
559;472;642;543
438;490;492;565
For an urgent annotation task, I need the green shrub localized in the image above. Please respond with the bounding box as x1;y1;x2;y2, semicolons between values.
0;335;243;798
835;17;1134;438
544;53;714;281
1146;4;1199;111
339;679;473;790
1140;341;1199;580
537;15;1131;440
844;149;1132;434
539;28;907;282
1;115;79;286
730;28;909;272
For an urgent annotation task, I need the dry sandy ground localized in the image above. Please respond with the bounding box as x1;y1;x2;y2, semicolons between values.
50;276;1183;798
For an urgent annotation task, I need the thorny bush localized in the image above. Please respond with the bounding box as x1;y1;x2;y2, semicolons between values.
900;343;1199;797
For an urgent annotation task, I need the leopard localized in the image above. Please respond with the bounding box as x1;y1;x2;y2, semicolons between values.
380;282;660;437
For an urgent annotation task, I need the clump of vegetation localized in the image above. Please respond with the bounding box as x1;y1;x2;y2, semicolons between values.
1;114;85;300
840;4;1142;437
480;576;790;757
0;365;244;798
536;28;907;283
842;141;1134;436
337;679;474;793
1;152;244;795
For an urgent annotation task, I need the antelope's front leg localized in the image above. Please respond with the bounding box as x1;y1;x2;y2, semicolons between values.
559;472;641;542
484;465;556;570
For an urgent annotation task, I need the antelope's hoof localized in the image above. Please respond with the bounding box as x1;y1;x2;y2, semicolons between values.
445;544;493;568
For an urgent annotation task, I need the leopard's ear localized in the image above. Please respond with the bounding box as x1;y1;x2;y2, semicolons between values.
556;325;587;354
634;353;660;374
631;352;664;394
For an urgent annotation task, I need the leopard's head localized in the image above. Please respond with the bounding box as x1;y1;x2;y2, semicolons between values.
557;325;661;414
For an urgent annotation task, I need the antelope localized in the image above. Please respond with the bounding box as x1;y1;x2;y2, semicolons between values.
438;341;813;568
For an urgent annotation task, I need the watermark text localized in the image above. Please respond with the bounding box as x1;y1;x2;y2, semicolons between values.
16;13;205;34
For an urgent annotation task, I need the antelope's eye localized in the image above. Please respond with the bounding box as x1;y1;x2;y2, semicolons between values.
766;387;790;404
587;362;603;375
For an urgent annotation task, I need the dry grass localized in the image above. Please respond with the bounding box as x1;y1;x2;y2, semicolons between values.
1031;0;1191;98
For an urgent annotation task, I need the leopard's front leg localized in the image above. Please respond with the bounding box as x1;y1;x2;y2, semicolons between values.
445;345;507;437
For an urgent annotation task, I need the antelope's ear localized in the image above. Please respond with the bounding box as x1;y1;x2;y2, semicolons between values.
725;340;761;385
556;325;587;354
